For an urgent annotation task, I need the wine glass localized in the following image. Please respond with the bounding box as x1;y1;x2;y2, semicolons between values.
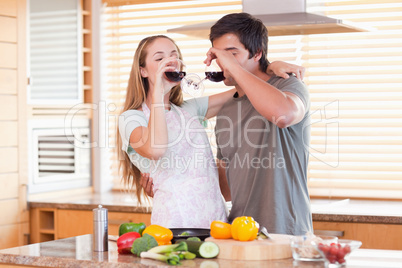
181;59;225;97
164;58;186;83
164;58;205;97
181;73;205;98
204;59;225;83
164;58;225;98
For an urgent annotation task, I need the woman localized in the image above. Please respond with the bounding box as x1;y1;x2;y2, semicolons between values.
117;35;305;228
118;35;233;228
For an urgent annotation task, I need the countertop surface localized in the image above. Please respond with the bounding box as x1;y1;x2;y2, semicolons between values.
29;191;153;214
1;234;402;268
28;191;402;224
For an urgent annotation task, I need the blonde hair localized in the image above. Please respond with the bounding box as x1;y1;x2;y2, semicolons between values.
116;35;184;203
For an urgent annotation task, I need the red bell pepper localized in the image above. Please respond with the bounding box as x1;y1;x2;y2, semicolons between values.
117;231;141;254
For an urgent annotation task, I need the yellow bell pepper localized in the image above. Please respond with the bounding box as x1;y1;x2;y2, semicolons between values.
142;225;173;245
231;216;259;241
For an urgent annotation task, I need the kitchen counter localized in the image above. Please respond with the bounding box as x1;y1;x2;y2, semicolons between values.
29;191;153;214
310;198;402;224
28;191;402;224
1;234;402;268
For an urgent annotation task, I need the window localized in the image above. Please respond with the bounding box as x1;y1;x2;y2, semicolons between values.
28;0;83;104
101;0;402;199
301;0;402;199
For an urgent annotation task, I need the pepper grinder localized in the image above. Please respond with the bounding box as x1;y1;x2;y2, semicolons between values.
93;204;108;252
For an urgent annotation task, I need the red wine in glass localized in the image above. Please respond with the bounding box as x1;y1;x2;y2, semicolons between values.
165;71;186;82
205;71;225;82
203;60;225;83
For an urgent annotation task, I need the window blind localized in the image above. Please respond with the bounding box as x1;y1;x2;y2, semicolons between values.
102;0;402;199
29;0;83;104
301;0;402;199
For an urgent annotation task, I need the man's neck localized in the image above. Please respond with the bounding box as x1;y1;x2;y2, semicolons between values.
235;70;271;98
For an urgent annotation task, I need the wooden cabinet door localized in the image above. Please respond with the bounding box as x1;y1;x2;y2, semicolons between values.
57;210;92;239
56;209;152;239
108;212;151;236
313;221;402;250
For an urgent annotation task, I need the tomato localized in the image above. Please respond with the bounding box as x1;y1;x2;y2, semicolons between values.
319;242;353;265
318;243;330;255
337;249;345;260
210;221;232;239
329;244;339;256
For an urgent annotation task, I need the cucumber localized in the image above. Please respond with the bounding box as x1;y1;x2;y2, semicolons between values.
199;241;220;258
176;240;219;258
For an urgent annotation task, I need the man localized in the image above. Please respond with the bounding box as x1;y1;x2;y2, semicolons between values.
206;12;312;235
139;13;310;235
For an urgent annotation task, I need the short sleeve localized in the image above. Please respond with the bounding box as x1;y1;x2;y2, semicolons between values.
118;110;148;152
269;75;310;111
181;96;209;118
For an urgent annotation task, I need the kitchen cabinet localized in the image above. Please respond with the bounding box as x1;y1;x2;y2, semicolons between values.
30;207;151;243
30;208;59;243
313;221;402;250
30;192;402;250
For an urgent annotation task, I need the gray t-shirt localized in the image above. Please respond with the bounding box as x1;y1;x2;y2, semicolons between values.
215;75;312;235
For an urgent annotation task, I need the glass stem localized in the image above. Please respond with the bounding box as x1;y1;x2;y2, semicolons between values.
194;77;207;88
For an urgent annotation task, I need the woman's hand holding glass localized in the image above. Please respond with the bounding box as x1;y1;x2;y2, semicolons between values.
157;57;184;97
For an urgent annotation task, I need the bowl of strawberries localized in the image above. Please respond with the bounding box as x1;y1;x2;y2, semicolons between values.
313;239;362;267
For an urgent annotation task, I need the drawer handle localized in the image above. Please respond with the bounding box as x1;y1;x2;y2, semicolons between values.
314;230;344;237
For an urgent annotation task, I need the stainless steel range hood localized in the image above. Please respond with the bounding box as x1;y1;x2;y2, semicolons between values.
167;0;372;38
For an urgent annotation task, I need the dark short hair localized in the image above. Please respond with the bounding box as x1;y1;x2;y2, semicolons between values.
209;12;269;72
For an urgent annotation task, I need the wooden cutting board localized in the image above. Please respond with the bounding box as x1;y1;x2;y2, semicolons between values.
205;234;292;261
